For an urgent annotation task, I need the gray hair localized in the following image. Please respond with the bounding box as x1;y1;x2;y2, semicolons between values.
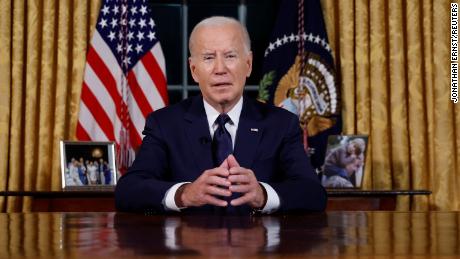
188;16;251;55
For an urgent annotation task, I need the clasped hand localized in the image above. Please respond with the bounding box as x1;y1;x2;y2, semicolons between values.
177;155;265;209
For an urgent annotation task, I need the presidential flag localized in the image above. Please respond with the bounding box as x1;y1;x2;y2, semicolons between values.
258;0;341;169
77;0;168;172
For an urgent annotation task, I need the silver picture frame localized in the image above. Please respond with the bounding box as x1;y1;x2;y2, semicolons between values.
321;135;369;189
60;140;118;190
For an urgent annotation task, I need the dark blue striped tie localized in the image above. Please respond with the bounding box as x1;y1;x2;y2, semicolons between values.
212;114;235;214
212;114;233;166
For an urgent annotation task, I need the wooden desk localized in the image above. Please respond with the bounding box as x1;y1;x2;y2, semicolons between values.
0;190;430;212
0;211;458;258
327;189;431;210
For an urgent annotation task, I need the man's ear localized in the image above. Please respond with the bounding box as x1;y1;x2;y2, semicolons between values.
188;57;199;83
246;51;253;78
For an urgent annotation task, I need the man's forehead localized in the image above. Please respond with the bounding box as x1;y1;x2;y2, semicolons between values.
190;23;247;55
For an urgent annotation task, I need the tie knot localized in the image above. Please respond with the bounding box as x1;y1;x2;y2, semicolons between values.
215;114;231;127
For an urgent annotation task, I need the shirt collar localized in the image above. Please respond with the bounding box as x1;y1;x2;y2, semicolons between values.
203;96;243;127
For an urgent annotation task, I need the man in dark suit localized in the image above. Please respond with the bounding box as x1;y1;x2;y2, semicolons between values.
115;16;327;215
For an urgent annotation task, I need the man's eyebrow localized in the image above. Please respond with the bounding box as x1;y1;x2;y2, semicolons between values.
224;50;238;55
201;51;215;55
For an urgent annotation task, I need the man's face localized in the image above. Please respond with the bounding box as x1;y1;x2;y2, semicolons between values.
347;143;355;154
189;23;252;109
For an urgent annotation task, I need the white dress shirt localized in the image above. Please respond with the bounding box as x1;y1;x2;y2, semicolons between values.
162;96;280;213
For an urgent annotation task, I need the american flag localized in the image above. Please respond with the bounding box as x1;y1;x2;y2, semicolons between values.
77;0;168;172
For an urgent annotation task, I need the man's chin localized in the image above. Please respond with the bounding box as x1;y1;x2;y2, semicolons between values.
209;97;239;111
213;94;234;105
216;99;231;106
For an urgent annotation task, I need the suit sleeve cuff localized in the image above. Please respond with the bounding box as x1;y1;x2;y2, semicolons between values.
162;182;191;211
259;182;280;214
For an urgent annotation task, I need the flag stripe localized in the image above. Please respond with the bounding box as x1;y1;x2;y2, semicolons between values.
78;101;109;141
142;49;168;105
127;93;146;141
129;119;142;147
127;71;154;117
152;43;166;75
81;83;115;141
84;64;122;143
91;31;123;90
133;58;165;111
76;122;91;141
86;46;122;113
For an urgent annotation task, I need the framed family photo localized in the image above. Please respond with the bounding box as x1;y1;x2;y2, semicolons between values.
321;135;369;189
60;141;118;190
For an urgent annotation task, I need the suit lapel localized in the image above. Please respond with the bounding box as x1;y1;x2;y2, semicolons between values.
233;97;264;168
184;96;214;174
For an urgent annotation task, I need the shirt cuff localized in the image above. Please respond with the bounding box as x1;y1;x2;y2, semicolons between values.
259;182;280;214
162;182;191;211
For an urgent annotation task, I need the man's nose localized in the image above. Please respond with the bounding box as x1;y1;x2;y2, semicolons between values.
213;55;227;75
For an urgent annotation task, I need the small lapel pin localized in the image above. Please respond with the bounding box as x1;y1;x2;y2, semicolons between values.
250;128;259;132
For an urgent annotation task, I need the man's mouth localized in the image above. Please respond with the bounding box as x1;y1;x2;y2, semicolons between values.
212;82;232;87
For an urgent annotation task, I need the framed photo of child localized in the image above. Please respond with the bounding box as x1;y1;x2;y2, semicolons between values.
60;141;118;190
321;135;369;188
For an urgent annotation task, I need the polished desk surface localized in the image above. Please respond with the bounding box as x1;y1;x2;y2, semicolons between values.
0;211;458;258
0;190;431;212
0;189;432;197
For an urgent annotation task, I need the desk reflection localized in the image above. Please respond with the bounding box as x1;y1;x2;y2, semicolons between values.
165;216;270;255
114;214;327;256
0;212;459;258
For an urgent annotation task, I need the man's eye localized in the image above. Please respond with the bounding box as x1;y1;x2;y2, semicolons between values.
203;56;214;60
226;54;236;59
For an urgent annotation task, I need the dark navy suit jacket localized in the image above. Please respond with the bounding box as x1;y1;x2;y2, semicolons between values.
115;95;327;214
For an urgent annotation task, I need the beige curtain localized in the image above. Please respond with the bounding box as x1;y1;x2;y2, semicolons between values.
322;0;459;210
0;0;458;211
0;0;101;211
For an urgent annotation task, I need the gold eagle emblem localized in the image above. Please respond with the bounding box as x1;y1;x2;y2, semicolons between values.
274;54;338;136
